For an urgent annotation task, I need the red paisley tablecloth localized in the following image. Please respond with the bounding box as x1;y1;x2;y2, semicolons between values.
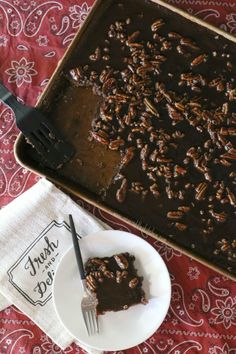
0;0;236;353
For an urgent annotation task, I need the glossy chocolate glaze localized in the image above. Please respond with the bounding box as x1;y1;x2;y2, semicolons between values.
85;253;146;315
66;0;236;274
50;85;121;194
44;0;236;275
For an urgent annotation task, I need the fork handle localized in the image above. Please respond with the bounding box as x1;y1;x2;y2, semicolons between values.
69;214;86;280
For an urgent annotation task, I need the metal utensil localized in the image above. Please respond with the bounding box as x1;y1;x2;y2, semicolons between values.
69;214;99;336
0;82;75;169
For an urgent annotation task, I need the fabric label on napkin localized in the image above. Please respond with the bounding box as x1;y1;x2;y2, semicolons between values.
8;220;75;306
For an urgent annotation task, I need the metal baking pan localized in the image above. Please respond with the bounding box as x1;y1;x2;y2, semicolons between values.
14;0;236;281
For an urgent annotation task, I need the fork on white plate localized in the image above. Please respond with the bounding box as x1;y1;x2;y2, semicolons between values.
69;214;99;335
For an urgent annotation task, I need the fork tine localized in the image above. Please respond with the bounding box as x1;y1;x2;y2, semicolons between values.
93;311;99;333
91;310;97;334
87;310;94;335
82;311;90;336
29;133;47;152
89;309;98;334
40;122;57;141
89;310;96;334
38;126;54;144
33;131;51;149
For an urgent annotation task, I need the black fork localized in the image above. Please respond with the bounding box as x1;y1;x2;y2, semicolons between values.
0;82;75;169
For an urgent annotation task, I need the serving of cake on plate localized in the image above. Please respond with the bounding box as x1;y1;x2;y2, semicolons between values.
84;252;147;315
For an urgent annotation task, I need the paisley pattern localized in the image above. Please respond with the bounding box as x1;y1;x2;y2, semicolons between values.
0;0;236;353
0;0;23;37
170;284;204;327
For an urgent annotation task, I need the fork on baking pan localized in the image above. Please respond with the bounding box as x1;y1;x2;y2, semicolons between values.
0;82;75;169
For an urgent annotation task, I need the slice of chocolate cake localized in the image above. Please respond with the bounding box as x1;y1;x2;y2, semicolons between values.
84;252;147;315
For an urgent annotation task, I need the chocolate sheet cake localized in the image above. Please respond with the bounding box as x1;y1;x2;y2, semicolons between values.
64;0;236;274
17;0;235;277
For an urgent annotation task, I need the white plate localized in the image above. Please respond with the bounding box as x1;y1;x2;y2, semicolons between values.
53;230;171;351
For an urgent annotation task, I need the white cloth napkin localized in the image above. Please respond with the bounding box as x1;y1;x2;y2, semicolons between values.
0;293;11;312
0;178;109;353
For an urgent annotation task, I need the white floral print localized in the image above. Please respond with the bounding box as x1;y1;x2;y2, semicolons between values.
209;342;236;354
187;266;200;280
211;297;236;329
5;57;37;87
69;3;91;28
36;35;49;46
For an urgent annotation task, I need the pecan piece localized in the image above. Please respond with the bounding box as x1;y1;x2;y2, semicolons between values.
90;258;106;266
180;37;199;50
209;210;227;223
168;32;181;39
174;102;185;112
232;240;236;248
161;40;172;51
149;149;158;162
144;98;159;116
102;77;117;96
116;271;122;283
222;103;229;115
121;270;128;278
175;222;187;231
109;139;125;150
141;296;148;304
86;275;97;292
174;166;187;176
220;127;236;136
69;66;84;82
127;31;140;43
140;144;150;160
137;64;154;77
91;271;103;283
167;211;184;219
220;150;236;161
153;55;167;63
121;147;135;166
128;42;143;48
209;77;221;87
195;182;207;201
150;183;160;198
90;131;109;145
99;68;113;83
156;157;173;163
228;88;236;101
107;93;130;103
166;104;183;122
226;188;236;207
151;19;165;32
217;238;231;252
129;277;139;288
178;206;190;213
89;47;101;61
191;54;207;67
103;270;114;279
176;45;190;56
220;159;232;167
116;178;128;203
114;254;129;269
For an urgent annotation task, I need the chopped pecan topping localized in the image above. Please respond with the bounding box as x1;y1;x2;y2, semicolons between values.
114;254;129;269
